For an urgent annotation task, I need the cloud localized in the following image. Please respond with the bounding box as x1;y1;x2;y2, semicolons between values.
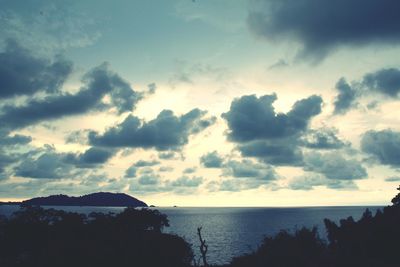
158;151;179;160
200;151;224;168
12;144;116;179
138;174;160;185
147;83;157;94
222;93;322;166
0;40;73;99
333;78;358;115
289;173;357;191
158;166;174;172
238;140;303;166
0;63;142;130
0;130;32;179
248;0;400;61
124;166;137;178
63;147;116;168
132;160;160;167
223;159;278;181
385;177;400;182
14;148;75;179
332;68;400;115
362;68;400;97
303;152;367;180
0;179;50;198
0;153;16;179
168;176;203;187
300;128;347;149
222;94;322;142
205;159;279;192
128;171;203;195
361;129;400;167
268;59;289;70
89;108;215;150
183;167;196;174
213;178;277;192
0;131;31;146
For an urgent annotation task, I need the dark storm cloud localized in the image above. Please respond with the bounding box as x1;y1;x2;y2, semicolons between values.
200;151;224;168
14;150;75;179
0;131;33;179
222;94;322;142
13;145;115;179
362;68;400;97
248;0;400;60
0;153;16;179
300;128;347;150
361;129;400;167
0;40;73;99
222;93;321;166
303;152;367;180
333;78;358;115
89;108;215;150
0;130;32;146
333;68;400;115
64;147;116;168
0;63;142;130
239;140;303;166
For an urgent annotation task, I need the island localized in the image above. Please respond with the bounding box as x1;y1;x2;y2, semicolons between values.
15;192;148;207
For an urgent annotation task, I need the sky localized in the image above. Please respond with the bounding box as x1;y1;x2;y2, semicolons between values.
1;0;400;206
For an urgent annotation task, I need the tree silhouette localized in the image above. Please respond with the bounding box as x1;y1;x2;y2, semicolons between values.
0;206;193;267
391;185;400;206
195;227;209;267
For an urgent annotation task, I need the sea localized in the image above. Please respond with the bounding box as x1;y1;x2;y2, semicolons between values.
0;205;382;265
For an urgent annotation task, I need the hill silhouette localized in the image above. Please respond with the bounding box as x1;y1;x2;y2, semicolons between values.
20;192;147;207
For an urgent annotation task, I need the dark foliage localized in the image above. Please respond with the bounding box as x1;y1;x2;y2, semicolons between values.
227;186;400;267
229;227;327;267
2;186;400;267
0;206;193;267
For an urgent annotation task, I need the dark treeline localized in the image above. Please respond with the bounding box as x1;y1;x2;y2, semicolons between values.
1;187;400;267
228;187;400;267
0;207;193;267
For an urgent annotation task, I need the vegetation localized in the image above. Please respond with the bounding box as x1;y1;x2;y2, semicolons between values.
1;186;400;267
0;207;192;267
227;186;400;267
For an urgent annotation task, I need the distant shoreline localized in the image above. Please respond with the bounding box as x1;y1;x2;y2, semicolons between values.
1;192;147;208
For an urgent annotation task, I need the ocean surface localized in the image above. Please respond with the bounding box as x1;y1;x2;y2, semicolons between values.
0;205;382;265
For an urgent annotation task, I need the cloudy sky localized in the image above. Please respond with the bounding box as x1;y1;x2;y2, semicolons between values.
1;0;400;206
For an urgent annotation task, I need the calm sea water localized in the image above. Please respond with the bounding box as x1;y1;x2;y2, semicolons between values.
0;205;382;265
